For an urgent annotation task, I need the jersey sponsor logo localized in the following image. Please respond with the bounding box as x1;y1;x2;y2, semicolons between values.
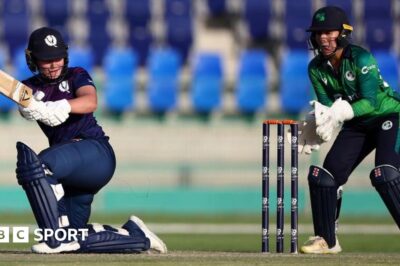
345;71;355;81
382;120;393;130
361;64;377;74
44;35;58;47
59;81;70;93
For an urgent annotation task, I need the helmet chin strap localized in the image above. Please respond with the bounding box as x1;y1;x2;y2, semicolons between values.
319;46;339;59
37;65;68;84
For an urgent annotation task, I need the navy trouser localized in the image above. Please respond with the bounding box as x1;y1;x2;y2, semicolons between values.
323;113;400;186
38;137;116;229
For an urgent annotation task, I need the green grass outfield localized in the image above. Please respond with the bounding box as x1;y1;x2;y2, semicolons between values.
0;251;399;266
0;213;399;265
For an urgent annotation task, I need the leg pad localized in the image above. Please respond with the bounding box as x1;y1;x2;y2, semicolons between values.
370;165;400;228
308;165;338;248
16;142;63;248
78;224;150;253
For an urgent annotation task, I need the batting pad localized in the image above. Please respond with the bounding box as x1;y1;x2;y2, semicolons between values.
15;141;62;248
308;165;338;248
78;224;149;253
370;165;400;228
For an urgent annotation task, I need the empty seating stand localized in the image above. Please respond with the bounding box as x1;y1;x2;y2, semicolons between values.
190;52;223;115
243;0;271;42
0;48;14;114
126;0;153;66
206;0;226;16
284;0;312;50
2;0;30;58
164;0;194;63
374;51;399;91
68;45;95;74
363;0;393;51
280;50;311;115
14;48;32;81
236;50;268;115
103;46;138;116
87;0;111;65
147;48;181;115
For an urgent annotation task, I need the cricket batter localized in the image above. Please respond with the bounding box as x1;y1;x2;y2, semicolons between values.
299;6;400;253
16;27;167;254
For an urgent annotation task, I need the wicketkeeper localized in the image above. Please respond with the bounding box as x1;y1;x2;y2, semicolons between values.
296;6;400;254
15;27;167;254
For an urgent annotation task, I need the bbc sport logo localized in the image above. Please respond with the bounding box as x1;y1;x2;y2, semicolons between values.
0;226;88;243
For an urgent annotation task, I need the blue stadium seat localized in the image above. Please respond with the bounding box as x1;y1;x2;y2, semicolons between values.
103;47;138;113
68;46;95;74
147;48;180;113
280;50;311;114
363;0;392;51
236;50;267;114
87;0;111;65
2;0;30;58
206;0;226;16
0;48;15;112
14;48;32;81
364;0;391;19
284;0;312;50
43;0;69;27
365;19;393;51
191;52;223;113
165;16;193;63
129;26;153;66
164;0;192;19
163;0;193;63
244;0;271;41
374;51;399;91
125;0;151;27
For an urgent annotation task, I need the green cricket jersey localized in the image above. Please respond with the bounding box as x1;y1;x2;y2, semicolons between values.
308;44;400;122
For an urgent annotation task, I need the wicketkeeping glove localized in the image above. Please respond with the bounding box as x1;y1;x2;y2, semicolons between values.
314;98;354;141
287;112;325;155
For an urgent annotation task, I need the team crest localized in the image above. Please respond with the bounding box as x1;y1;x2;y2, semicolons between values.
315;12;325;22
44;35;58;47
345;71;355;81
59;81;70;93
382;120;393;130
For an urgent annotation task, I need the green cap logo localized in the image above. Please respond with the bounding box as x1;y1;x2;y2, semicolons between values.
315;12;325;22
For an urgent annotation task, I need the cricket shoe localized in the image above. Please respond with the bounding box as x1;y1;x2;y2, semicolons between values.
300;236;342;254
31;241;80;254
123;215;167;254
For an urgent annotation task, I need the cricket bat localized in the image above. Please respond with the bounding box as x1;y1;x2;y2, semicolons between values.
0;70;32;107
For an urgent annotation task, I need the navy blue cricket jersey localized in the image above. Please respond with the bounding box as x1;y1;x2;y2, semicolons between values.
22;67;106;146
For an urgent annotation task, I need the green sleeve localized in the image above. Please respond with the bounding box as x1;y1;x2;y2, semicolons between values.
351;52;379;116
308;64;333;106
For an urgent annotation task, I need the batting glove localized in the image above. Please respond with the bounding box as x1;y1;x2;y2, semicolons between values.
19;91;47;121
39;99;71;127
